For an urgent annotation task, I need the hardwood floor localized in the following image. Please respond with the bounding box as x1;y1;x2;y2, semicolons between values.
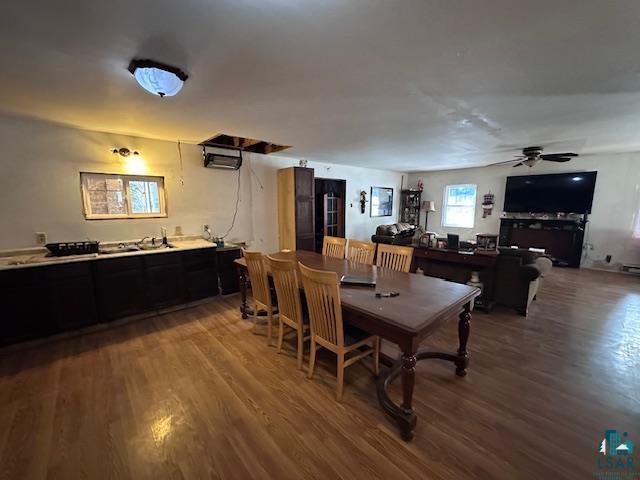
0;267;639;479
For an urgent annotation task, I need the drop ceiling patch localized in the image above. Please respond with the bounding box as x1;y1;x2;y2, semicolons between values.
199;134;290;155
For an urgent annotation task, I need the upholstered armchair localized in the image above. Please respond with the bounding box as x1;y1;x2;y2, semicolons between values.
494;248;552;316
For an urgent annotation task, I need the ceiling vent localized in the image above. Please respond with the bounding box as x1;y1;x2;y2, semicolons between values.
203;146;243;170
200;134;290;155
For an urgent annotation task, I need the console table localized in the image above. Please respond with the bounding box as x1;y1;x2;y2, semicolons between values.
411;247;498;311
499;217;585;267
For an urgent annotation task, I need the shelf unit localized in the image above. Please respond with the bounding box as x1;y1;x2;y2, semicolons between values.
400;189;422;225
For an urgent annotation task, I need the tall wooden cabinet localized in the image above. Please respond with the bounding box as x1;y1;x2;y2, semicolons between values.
400;189;422;225
278;167;315;251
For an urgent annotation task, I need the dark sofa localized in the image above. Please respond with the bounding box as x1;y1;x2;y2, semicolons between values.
371;222;416;245
494;248;553;316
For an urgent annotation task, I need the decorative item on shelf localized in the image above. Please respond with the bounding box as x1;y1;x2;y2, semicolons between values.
128;59;189;97
482;192;495;218
475;233;498;253
299;159;308;168
412;225;425;245
416;178;424;191
418;232;434;248
421;200;436;230
359;190;368;214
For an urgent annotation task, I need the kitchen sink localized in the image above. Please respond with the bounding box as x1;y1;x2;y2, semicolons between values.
99;243;176;255
139;243;176;250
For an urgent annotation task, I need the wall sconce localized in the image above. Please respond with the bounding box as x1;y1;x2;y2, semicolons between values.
112;147;140;157
359;190;368;214
112;147;146;174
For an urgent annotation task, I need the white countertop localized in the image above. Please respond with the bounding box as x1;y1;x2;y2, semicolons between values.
0;238;222;271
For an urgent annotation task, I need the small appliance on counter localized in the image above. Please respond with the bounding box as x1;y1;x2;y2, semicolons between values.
45;241;100;257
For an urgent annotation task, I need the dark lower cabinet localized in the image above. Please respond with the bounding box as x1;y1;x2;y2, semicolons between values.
94;256;146;321
46;262;97;331
0;246;225;346
217;247;241;295
183;248;218;301
145;252;185;308
0;268;48;344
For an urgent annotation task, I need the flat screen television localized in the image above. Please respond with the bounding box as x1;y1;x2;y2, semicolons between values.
503;171;597;213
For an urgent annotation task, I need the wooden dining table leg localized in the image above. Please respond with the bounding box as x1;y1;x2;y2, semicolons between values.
237;266;249;319
456;302;472;376
377;344;418;442
399;350;418;440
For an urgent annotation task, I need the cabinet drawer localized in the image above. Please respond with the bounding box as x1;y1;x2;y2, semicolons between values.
144;251;182;267
45;261;93;280
183;248;217;268
94;256;143;274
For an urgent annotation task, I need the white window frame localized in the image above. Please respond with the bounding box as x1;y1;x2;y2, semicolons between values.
442;183;477;228
80;172;167;220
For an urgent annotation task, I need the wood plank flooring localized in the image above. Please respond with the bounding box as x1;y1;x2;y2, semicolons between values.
0;267;639;479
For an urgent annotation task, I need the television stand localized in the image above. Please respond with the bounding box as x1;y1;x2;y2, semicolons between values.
499;215;587;268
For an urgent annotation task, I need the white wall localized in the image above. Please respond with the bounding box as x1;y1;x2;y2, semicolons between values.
0;114;404;252
408;158;640;269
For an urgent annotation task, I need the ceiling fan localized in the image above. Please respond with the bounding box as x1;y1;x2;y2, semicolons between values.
491;146;579;168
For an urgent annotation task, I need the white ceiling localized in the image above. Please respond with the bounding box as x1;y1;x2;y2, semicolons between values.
2;0;640;171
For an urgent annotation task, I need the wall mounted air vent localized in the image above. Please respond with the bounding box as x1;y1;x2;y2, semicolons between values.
203;146;242;170
200;133;290;155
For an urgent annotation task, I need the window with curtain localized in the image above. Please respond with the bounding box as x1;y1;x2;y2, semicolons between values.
80;172;166;219
442;184;477;228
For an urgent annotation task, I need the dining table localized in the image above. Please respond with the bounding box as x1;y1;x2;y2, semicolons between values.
234;250;479;441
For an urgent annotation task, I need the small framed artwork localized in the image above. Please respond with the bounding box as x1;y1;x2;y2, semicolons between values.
370;186;393;217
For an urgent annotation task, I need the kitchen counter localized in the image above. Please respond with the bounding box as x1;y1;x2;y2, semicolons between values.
0;238;221;271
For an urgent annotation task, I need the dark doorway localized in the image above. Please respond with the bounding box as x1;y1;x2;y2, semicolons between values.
314;178;346;253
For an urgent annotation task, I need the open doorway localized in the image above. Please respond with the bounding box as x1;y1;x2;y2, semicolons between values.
314;178;347;253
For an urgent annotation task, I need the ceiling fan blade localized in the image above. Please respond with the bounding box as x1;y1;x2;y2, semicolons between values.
542;157;572;162
487;157;525;167
540;153;578;159
512;162;524;167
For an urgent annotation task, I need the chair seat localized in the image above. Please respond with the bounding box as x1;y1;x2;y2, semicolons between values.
344;324;371;346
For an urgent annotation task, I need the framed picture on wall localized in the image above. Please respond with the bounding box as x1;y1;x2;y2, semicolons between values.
370;186;393;217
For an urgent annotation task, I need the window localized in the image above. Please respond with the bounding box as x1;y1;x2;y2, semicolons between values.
442;184;477;228
81;173;166;219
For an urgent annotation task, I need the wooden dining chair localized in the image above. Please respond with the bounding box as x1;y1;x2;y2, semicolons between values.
345;239;375;265
299;262;379;401
322;236;346;259
243;250;277;345
375;244;414;273
265;255;310;369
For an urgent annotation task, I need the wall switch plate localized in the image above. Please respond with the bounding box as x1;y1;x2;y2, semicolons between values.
35;232;47;245
175;226;183;236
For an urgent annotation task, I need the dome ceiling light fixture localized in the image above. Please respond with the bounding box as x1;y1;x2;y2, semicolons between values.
127;59;189;97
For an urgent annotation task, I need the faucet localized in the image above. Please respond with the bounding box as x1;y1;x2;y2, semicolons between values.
137;237;151;248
